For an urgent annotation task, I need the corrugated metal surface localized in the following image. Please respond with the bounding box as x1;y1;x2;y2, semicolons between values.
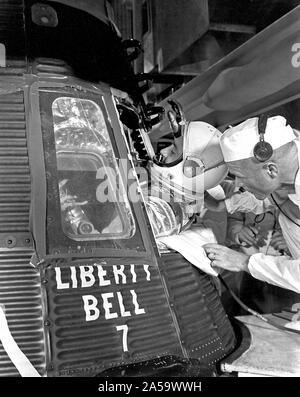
0;90;46;377
161;252;236;365
45;254;236;376
44;259;184;377
34;58;74;77
0;250;46;377
0;92;30;235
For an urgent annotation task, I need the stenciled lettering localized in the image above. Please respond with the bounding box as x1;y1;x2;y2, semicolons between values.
80;266;96;288
97;264;111;286
55;267;70;290
102;292;118;320
82;295;100;321
55;264;151;323
81;289;145;321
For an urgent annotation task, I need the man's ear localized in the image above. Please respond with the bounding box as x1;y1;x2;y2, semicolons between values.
264;162;278;179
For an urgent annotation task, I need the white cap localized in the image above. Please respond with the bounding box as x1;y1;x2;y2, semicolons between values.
220;116;296;162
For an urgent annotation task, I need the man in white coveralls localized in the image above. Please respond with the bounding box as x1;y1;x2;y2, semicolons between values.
204;116;300;293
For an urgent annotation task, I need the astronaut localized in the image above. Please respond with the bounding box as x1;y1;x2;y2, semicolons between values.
145;100;228;240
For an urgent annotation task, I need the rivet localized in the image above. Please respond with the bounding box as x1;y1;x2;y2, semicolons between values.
5;236;16;248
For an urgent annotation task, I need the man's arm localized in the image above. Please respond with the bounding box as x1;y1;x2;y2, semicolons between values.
248;254;300;293
203;243;300;293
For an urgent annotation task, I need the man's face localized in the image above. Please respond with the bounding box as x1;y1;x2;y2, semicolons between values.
228;159;280;200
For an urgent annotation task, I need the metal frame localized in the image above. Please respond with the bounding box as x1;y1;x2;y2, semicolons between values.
26;76;159;261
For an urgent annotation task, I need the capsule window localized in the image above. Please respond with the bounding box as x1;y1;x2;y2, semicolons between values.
52;97;135;241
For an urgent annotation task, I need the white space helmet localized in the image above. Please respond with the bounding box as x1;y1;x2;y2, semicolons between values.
150;121;228;202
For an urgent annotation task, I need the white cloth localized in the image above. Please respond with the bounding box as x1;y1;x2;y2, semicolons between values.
247;139;300;292
225;191;272;214
220;116;295;162
158;227;218;277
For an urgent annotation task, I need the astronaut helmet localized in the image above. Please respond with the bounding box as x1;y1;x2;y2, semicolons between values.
149;121;228;203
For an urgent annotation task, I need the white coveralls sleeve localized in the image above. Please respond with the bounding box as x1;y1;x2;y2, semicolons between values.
248;213;300;293
248;254;300;293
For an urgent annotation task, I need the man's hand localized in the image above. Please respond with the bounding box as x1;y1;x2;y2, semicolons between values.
203;243;250;272
270;231;290;255
234;225;258;246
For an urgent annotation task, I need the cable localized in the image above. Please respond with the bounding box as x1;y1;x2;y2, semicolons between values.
253;211;286;256
218;274;300;335
270;193;300;228
254;212;266;224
